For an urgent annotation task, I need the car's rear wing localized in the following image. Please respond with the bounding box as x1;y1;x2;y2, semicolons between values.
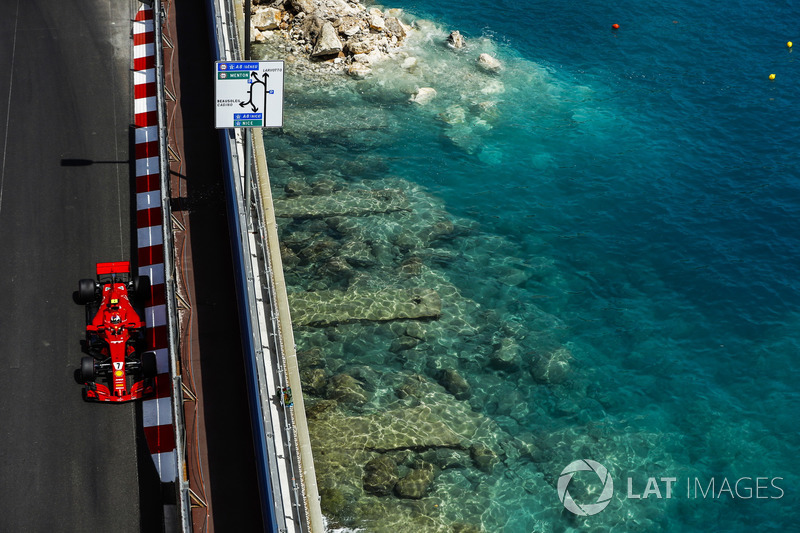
96;261;131;276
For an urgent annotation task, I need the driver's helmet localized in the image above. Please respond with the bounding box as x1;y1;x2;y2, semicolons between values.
111;314;122;325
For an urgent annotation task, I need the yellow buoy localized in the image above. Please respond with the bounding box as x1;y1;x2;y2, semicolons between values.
788;41;793;48
769;73;776;80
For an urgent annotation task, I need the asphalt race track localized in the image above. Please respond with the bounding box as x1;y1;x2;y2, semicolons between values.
0;1;161;530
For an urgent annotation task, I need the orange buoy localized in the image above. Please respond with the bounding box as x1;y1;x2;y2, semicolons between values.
612;23;620;30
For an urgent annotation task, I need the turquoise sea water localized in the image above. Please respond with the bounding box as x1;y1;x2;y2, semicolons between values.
260;0;800;531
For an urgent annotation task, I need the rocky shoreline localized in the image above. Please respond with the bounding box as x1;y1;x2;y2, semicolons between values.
249;3;606;532
250;0;502;89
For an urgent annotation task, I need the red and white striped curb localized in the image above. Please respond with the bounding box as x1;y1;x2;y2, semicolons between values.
133;4;177;485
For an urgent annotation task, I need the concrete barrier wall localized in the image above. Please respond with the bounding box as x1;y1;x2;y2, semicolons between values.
211;0;324;531
253;125;325;533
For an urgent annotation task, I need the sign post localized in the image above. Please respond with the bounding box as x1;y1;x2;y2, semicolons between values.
215;60;284;229
215;61;284;128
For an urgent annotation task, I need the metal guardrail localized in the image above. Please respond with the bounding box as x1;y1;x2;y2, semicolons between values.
151;2;191;531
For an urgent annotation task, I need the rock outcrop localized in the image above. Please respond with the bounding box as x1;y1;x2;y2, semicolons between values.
447;30;465;49
477;53;502;73
410;87;437;105
251;0;412;72
312;21;343;57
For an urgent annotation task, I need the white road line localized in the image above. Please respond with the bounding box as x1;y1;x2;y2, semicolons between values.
0;0;20;219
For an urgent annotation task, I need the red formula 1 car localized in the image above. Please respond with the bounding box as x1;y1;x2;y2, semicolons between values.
75;261;156;402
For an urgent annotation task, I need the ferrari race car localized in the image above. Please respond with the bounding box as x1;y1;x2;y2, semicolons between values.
74;261;156;402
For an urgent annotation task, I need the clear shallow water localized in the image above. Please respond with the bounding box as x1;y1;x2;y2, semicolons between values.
260;0;800;531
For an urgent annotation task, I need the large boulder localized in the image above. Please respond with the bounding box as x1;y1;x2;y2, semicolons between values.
368;9;386;31
410;87;437;105
286;0;315;14
384;17;407;39
252;7;281;31
477;53;502;73
312;22;343;57
337;16;366;38
346;37;377;55
362;455;399;495
447;30;465;49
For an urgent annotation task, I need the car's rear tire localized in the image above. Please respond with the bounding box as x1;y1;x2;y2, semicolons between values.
77;279;96;304
141;351;157;378
132;275;151;303
80;356;95;382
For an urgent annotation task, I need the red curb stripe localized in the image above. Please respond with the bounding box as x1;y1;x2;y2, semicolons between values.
153;373;172;399
135;111;158;128
145;324;168;350
143;424;176;454
134;4;176;483
135;82;157;99
146;285;167;307
137;206;162;228
136;173;160;194
134;55;156;71
134;9;153;22
133;31;154;46
135;140;160;160
138;244;164;267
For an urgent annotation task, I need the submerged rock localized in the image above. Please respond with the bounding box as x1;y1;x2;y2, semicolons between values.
469;443;498;473
394;461;435;499
489;338;520;371
363;455;399;495
530;347;572;384
300;367;328;396
438;368;471;400
405;321;427;341
273;188;410;219
325;373;370;406
390;335;421;353
452;523;482;533
289;288;442;327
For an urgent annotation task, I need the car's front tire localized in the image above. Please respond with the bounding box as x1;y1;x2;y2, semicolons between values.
141;351;158;378
77;279;97;304
80;356;95;382
132;275;151;303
